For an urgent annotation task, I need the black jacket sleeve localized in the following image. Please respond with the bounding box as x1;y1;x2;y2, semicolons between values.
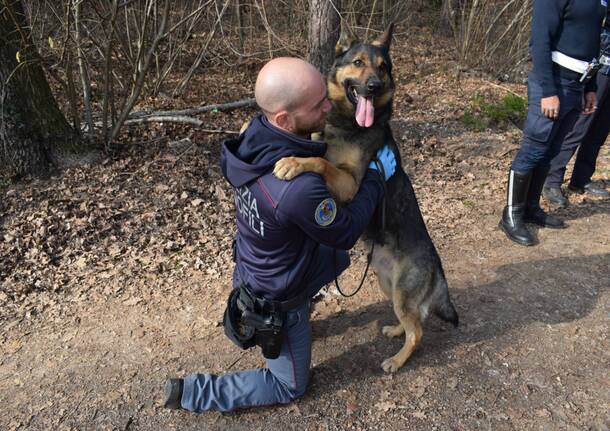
531;0;567;97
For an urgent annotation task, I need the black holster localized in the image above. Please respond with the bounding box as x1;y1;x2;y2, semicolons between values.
222;284;286;359
222;287;256;351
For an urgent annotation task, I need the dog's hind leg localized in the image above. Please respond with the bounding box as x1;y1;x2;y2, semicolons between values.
377;273;405;339
381;288;422;373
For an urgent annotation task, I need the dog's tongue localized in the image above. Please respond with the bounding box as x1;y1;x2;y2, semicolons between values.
356;95;374;127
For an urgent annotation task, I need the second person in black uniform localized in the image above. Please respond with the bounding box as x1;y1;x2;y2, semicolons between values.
499;0;607;246
543;7;610;206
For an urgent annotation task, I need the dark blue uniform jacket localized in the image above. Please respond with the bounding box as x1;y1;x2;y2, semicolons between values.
531;0;607;96
220;114;385;301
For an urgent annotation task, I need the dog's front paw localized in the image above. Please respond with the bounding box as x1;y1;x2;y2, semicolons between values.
382;324;404;338
274;157;304;180
381;356;402;373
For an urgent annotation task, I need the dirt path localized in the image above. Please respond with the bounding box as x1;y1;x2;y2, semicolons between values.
1;30;609;431
2;150;608;431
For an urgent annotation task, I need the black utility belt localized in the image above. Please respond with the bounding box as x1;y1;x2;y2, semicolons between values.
223;284;308;359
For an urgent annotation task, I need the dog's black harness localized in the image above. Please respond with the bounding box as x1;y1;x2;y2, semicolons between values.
334;156;387;298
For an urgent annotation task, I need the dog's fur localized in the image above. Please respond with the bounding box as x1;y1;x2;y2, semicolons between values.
274;24;459;373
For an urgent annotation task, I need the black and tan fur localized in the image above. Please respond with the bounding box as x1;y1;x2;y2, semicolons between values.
274;24;459;373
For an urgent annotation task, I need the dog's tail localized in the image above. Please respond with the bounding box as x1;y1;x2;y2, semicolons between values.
433;276;459;327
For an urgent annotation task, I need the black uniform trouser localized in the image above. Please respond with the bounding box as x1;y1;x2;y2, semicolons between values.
511;74;583;173
545;72;610;188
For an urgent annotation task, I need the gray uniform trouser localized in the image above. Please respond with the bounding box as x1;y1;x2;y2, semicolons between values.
545;71;610;188
180;245;349;412
511;74;584;173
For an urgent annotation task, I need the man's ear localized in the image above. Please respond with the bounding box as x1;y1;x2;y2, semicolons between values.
335;20;356;57
372;22;394;50
274;111;294;132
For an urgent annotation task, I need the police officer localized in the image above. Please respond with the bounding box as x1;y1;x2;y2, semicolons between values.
162;57;397;412
500;0;607;246
543;8;610;206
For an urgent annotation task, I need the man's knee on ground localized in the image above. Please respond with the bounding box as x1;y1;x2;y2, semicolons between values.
284;376;309;400
276;371;310;401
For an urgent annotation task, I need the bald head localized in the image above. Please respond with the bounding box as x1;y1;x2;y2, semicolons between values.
255;57;325;115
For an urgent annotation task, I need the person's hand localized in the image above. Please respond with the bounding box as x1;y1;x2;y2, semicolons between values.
582;91;597;115
541;95;560;119
369;145;397;181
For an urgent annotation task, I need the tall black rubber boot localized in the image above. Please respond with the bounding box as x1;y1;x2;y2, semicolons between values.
525;166;566;229
499;169;535;246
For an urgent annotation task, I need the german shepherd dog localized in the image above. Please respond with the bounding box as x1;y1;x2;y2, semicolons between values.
274;24;459;373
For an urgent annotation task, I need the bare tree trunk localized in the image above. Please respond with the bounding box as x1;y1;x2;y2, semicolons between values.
0;0;80;177
307;0;341;76
73;0;94;134
440;0;457;36
382;0;390;29
235;0;245;56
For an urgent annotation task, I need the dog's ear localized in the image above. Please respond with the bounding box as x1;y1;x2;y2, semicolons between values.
372;23;394;50
335;20;356;57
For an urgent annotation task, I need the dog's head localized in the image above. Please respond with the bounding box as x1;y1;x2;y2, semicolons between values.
327;23;395;128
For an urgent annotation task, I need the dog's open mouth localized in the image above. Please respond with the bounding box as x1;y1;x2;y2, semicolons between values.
345;83;375;128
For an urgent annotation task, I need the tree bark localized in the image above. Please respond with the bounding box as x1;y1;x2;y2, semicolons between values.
307;0;341;76
0;0;79;177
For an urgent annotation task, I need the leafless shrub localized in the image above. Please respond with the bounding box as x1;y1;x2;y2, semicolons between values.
451;0;532;78
20;0;434;146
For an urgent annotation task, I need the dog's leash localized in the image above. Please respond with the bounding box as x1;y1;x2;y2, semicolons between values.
334;158;387;298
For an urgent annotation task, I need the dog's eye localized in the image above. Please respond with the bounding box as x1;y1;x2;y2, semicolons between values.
353;59;364;67
379;63;387;72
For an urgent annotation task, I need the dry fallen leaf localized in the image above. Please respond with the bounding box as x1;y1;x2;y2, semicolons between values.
3;339;23;354
375;400;396;412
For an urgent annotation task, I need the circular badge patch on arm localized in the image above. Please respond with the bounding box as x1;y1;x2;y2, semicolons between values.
314;198;337;226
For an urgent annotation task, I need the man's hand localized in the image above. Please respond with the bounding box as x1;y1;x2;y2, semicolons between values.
582;91;597;115
369;145;397;181
541;95;560;119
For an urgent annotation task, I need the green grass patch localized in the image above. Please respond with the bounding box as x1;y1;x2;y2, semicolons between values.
461;199;476;208
461;92;526;131
461;110;488;132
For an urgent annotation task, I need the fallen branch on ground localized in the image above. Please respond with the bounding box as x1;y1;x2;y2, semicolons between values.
123;116;204;126
499;145;520;157
92;98;253;135
128;97;256;119
481;80;523;98
198;128;240;134
95;115;240;134
121;116;240;134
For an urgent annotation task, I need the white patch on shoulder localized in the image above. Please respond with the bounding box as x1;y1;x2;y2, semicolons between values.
314;198;337;226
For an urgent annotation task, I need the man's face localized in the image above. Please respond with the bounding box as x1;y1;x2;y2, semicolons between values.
289;77;332;136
